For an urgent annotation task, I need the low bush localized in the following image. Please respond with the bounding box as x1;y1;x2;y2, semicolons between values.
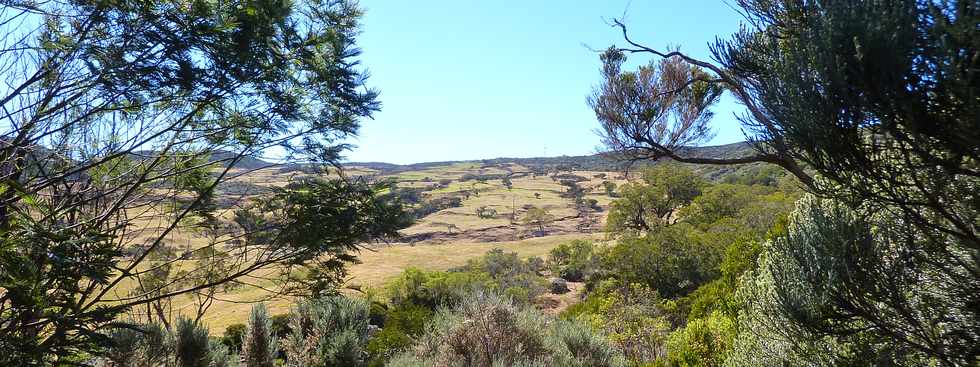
282;296;372;367
551;278;570;294
389;292;625;367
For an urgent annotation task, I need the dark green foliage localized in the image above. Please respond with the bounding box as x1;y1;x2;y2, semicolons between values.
551;278;570;294
389;186;427;205
721;164;786;187
452;249;548;304
0;214;124;362
270;313;292;338
548;240;600;282
561;282;672;364
103;323;171;366
103;320;232;367
251;178;413;295
411;196;463;219
602;224;721;298
606;165;704;233
175;318;212;367
386;267;492;309
576;176;793;365
366;303;434;365
664;311;735;367
221;323;247;352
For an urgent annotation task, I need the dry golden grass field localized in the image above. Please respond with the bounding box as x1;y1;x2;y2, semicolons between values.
118;162;629;332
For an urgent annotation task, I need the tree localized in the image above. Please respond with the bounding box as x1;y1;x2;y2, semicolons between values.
502;176;514;190
0;0;408;362
602;181;618;197
548;240;600;282
605;165;703;234
522;206;554;234
602;224;721;299
600;1;978;364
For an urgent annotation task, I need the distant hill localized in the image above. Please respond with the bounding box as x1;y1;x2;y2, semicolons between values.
206;150;276;169
344;142;757;173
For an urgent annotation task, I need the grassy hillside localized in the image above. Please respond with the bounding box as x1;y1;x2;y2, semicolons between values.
127;141;786;333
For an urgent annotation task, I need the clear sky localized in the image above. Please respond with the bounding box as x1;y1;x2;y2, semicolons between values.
345;0;749;164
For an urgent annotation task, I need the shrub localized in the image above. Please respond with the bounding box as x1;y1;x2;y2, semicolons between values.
664;311;736;366
270;313;292;338
174;317;212;367
103;323;171;366
391;292;625;367
104;320;232;367
242;304;277;367
454;249;547;304
366;303;434;365
602;181;617;197
551;278;570;294
526;256;545;274
283;296;372;367
563;282;672;365
387;250;547;310
474;205;497;219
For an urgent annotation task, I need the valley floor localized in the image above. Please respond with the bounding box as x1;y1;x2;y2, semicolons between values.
196;233;603;332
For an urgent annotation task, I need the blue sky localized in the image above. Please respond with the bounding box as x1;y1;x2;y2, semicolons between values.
345;1;748;164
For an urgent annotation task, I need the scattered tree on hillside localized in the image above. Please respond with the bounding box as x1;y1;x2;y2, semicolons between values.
475;206;498;219
602;181;618;197
522;206;554;235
